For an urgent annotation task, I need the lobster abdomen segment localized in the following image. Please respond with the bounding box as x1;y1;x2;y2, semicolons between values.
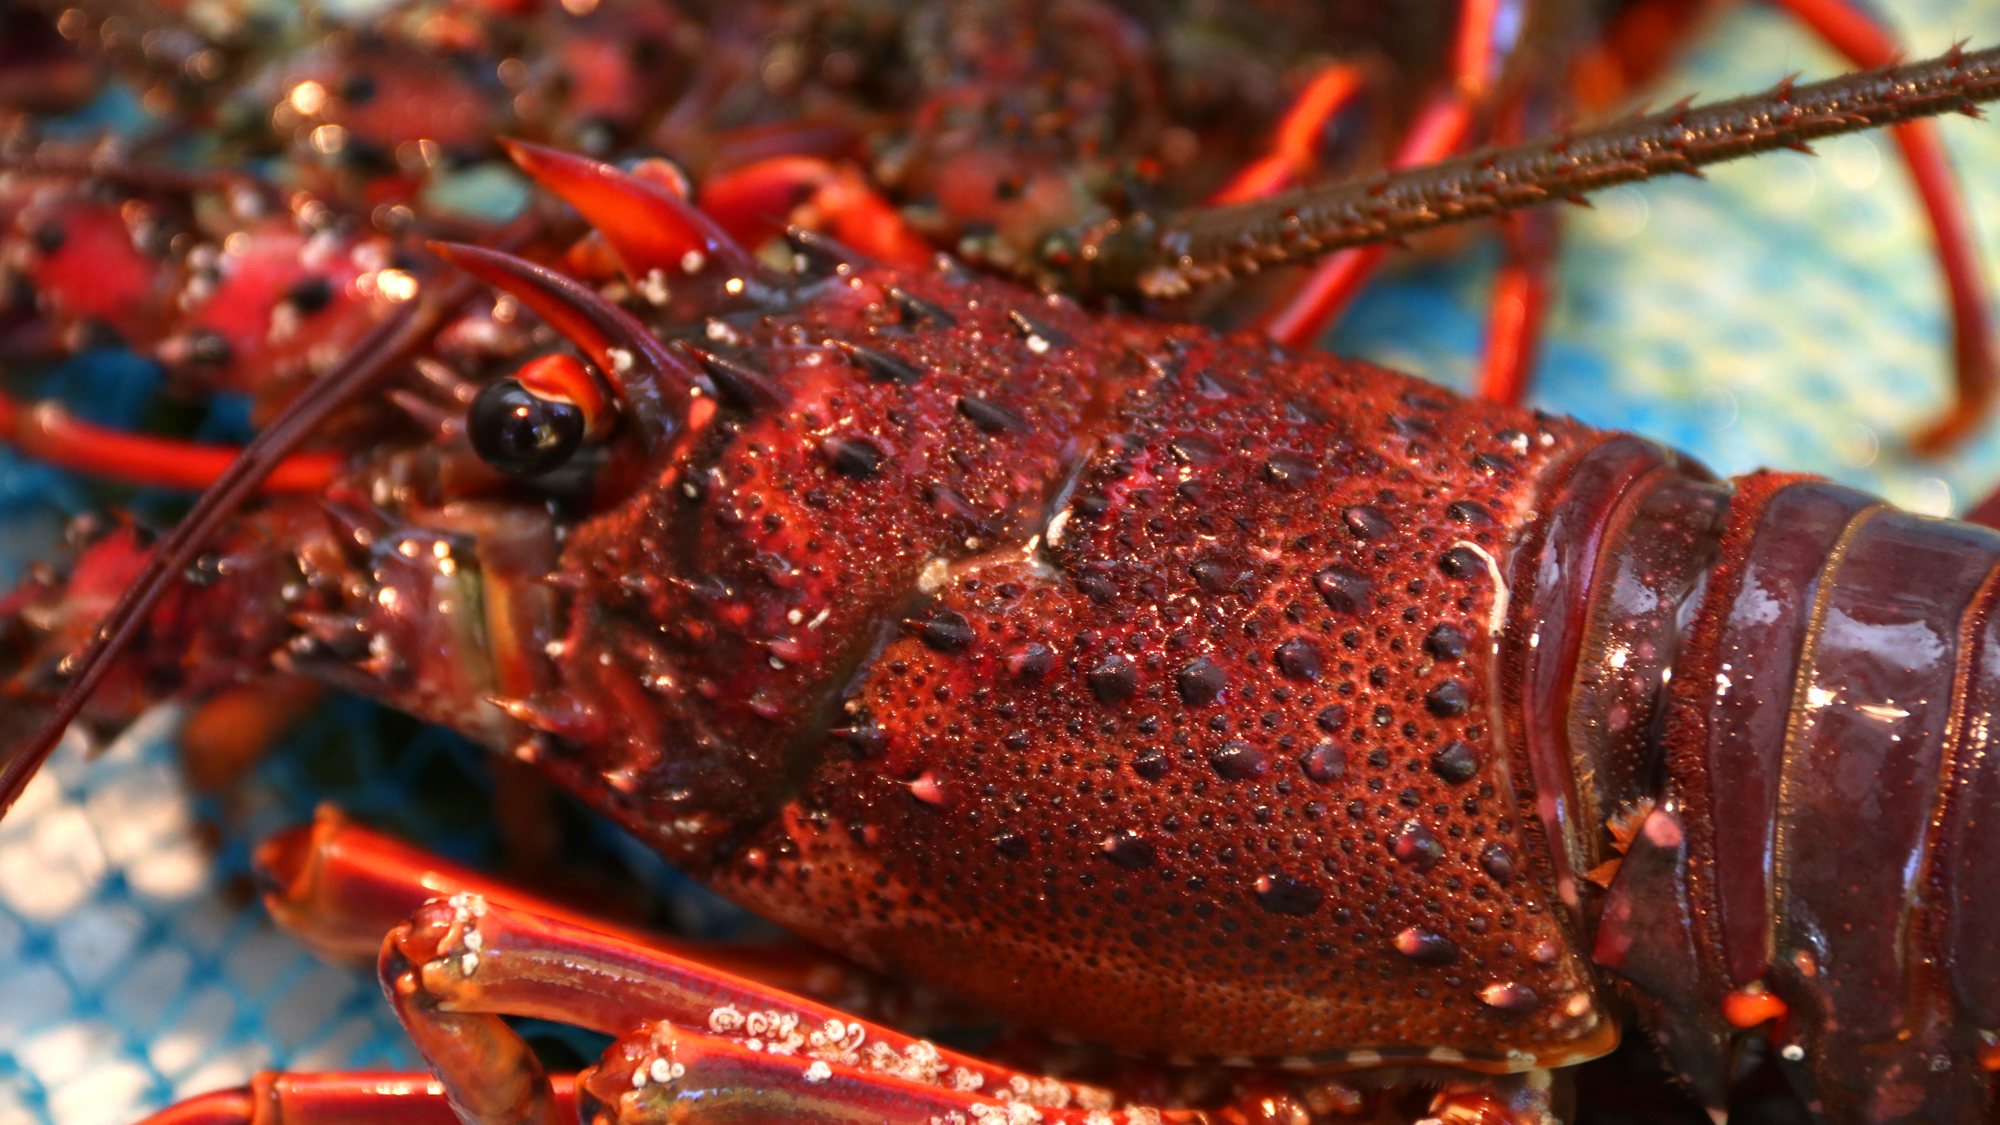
1650;477;2000;1121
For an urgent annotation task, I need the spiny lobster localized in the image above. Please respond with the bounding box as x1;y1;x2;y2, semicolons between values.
1;27;2000;1125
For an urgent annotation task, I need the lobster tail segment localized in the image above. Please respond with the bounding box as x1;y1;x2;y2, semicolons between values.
1604;470;2000;1121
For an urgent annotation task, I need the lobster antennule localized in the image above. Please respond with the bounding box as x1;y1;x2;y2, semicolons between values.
427;242;710;451
498;137;762;285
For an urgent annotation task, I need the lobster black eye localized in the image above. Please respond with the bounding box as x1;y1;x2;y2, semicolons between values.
469;377;584;475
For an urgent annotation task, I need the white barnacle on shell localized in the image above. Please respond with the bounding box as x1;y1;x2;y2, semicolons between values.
1073;1088;1114;1112
917;557;950;593
708;1004;745;1033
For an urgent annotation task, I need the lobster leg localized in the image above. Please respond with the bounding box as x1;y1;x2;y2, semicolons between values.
374;893;1129;1125
697;156;935;269
1470;89;1562;407
377;895;1565;1125
1474;207;1560;406
134;1074;577;1125
1258;93;1474;348
1258;0;1527;346
1765;0;2000;451
256;804;957;1029
259;816;1569;1125
0;389;339;493
1205;62;1368;207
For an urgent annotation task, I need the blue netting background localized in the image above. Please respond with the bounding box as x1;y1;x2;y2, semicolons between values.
7;1;2000;1122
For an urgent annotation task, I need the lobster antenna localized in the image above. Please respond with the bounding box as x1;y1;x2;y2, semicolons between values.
1093;43;2000;296
0;271;478;820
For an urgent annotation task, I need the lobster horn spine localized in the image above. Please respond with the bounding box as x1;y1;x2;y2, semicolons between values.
499;138;764;285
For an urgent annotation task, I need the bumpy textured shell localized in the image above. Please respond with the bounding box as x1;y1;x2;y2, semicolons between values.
528;257;1621;1073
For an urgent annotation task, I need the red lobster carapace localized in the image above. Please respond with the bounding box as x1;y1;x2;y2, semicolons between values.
4;39;2000;1125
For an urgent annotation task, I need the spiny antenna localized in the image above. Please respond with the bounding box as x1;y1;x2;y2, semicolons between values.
1084;43;2000;297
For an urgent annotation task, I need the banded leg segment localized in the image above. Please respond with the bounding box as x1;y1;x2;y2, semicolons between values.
257;805;957;1027
376;894;1125;1125
376;893;1566;1125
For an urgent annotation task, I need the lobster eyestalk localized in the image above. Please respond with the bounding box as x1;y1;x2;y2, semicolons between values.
1075;43;2000;299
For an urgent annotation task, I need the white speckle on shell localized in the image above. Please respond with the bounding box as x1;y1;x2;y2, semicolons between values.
1045;509;1071;546
917;557;950;593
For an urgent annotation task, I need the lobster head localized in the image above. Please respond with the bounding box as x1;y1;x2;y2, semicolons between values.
345;142;1621;1075
7;141;1621;1080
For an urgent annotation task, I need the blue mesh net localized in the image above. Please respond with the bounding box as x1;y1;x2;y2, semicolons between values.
7;2;2000;1122
0;682;761;1125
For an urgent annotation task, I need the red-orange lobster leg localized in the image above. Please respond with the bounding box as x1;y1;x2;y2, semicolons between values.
0;389;338;493
255;804;960;1031
1204;63;1367;208
240;810;1565;1125
135;1073;576;1125
1474;208;1559;406
698;156;935;270
369;893;1563;1125
1767;0;1999;451
1258;0;1521;350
